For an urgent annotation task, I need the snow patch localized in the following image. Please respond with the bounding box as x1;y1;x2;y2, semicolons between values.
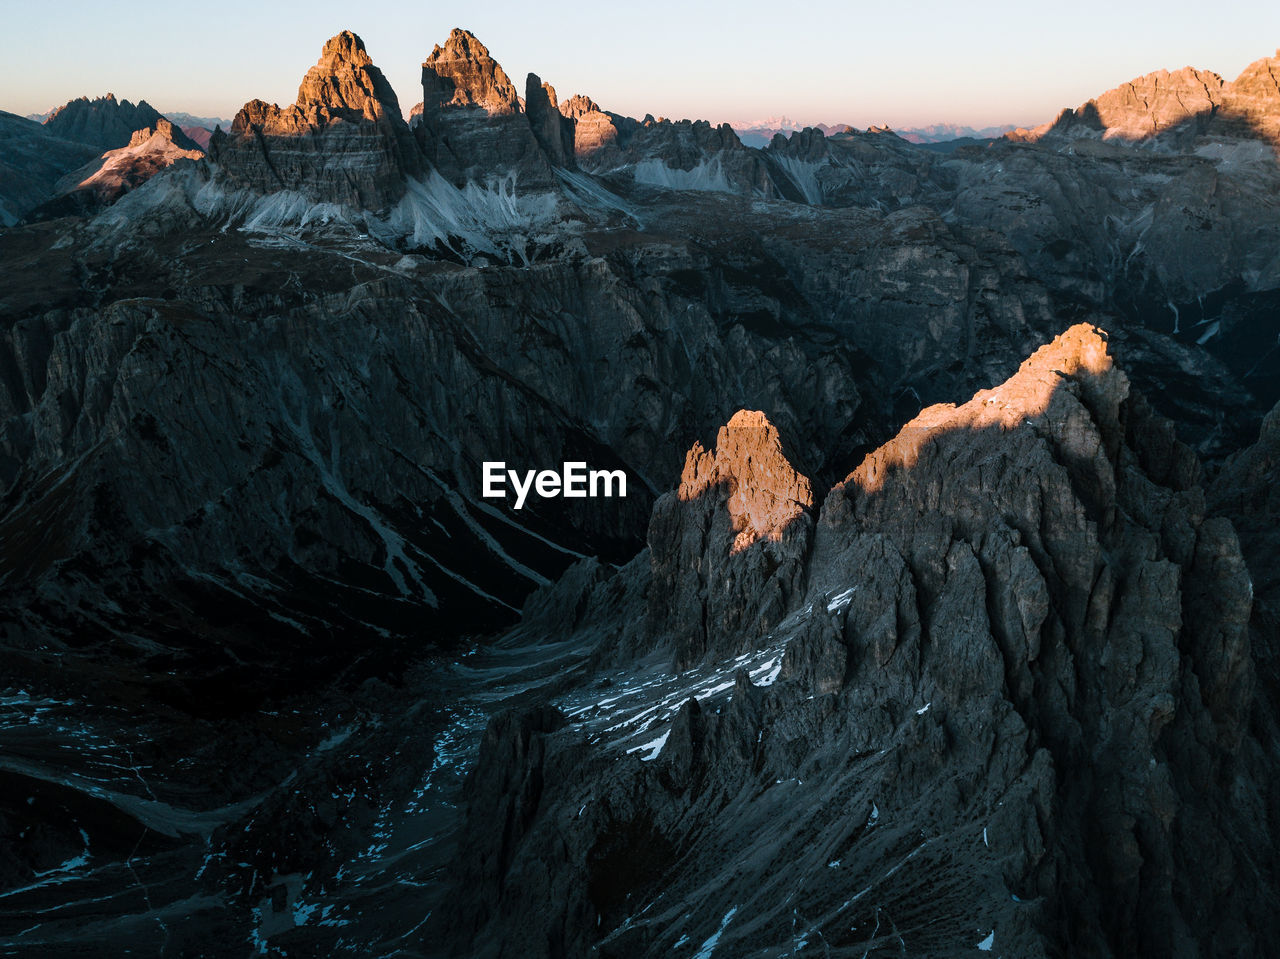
693;906;739;959
1196;320;1221;345
628;731;670;762
826;587;856;613
316;726;354;753
749;657;782;686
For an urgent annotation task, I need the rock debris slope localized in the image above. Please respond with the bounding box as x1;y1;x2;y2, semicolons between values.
441;325;1274;958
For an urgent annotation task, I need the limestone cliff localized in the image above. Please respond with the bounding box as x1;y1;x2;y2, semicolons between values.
414;28;554;187
209;30;423;210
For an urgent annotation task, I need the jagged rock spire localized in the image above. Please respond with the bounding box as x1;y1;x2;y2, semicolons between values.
414;27;556;187
421;28;519;116
648;410;814;667
292;29;405;120
43;93;180;151
211;30;422;211
525;73;573;167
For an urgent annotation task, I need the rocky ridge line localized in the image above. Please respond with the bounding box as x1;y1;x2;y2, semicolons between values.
441;324;1273;958
1011;50;1280;145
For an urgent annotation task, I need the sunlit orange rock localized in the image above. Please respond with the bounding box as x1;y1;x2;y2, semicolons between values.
210;30;422;209
649;410;813;667
678;410;814;553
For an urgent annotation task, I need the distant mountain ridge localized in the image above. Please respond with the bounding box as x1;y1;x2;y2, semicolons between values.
0;93;202;223
44;92;199;151
733;119;1019;148
163;110;233;131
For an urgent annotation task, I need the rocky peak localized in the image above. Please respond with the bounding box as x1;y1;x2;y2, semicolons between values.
1017;66;1225;143
1229;50;1280;98
413;29;558;187
51;117;203;204
211;30;422;210
1092;67;1225;138
1012;48;1280;146
678;410;814;553
800;320;1259;952
525;73;573;167
1219;51;1280;142
558;94;603;120
43;93;168;151
291;29;405;121
125;116;200;152
648;410;814;667
556;93;622;161
421;28;519;116
226;29;406;135
848;324;1122;497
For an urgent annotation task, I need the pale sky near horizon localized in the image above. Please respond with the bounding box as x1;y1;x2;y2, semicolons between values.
3;0;1278;130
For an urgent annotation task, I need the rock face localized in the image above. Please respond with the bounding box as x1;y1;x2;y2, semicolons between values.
810;325;1261;952
415;28;553;187
524;73;573;168
647;410;814;667
435;325;1274;958
421;28;519;115
557;94;620;160
209;30;422;209
1210;399;1280;731
42;93;191;151
1217;51;1280;143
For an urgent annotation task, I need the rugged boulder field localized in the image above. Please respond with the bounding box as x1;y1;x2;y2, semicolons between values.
0;28;1277;958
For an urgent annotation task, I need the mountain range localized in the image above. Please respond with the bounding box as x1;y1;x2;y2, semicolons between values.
732;120;1020;149
1;27;1278;958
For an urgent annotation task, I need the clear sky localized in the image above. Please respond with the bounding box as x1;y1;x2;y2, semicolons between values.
4;0;1278;130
